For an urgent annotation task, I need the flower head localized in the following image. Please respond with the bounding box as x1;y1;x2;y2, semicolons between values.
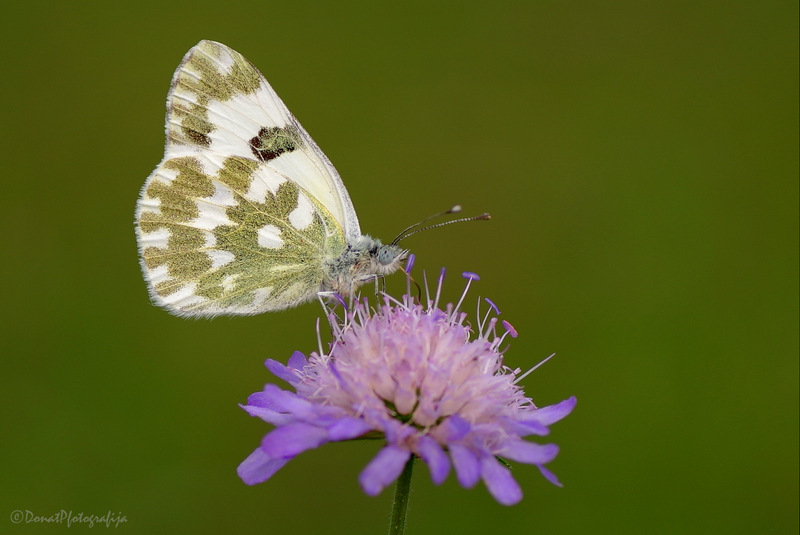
238;269;575;505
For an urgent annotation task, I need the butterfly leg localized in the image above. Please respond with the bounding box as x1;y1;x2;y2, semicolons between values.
356;274;386;298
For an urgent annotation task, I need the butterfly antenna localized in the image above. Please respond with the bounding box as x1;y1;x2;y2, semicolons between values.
392;212;491;245
391;205;491;245
391;205;462;245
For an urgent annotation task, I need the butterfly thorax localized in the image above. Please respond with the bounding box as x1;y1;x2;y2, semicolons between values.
321;235;407;297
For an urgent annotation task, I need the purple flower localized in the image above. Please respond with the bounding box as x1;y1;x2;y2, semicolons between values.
237;270;575;505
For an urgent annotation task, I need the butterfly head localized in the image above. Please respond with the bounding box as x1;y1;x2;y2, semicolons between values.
376;242;407;269
322;207;491;298
322;236;407;297
356;237;408;277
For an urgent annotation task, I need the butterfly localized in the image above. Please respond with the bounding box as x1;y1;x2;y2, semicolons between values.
135;40;407;317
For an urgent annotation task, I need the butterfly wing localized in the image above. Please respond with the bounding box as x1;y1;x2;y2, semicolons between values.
135;40;358;317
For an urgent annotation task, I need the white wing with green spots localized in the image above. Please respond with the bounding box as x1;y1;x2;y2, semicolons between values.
135;40;406;317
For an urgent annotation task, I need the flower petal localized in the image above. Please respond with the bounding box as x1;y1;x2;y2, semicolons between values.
358;445;411;496
266;357;300;385
529;396;577;425
237;447;290;485
240;403;294;426
244;390;279;409
247;384;310;413
507;419;551;437
450;444;480;488
442;414;471;441
287;351;307;370
327;417;372;441
417;436;450;485
481;456;522;505
261;423;329;458
537;464;563;487
497;440;559;465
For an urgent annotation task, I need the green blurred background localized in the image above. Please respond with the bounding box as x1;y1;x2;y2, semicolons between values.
1;1;796;533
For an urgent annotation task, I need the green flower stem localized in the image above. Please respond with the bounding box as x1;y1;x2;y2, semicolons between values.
388;456;415;535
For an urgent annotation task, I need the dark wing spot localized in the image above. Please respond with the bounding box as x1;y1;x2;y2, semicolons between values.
249;126;301;162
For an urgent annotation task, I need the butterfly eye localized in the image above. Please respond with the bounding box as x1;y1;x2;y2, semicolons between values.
377;245;398;266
